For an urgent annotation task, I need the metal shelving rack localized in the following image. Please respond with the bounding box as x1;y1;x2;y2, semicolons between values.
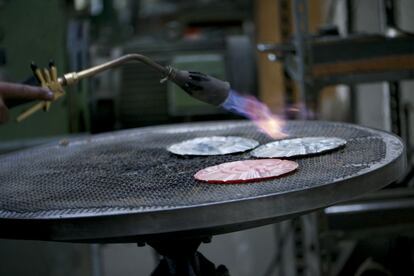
258;1;414;275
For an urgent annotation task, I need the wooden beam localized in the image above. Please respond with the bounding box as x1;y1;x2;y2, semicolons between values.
255;0;287;113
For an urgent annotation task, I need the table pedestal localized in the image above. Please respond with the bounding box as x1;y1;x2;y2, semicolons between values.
148;239;230;276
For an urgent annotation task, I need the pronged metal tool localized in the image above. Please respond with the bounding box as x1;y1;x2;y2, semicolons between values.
17;61;65;122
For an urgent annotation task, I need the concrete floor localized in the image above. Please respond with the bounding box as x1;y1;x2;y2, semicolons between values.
0;224;278;276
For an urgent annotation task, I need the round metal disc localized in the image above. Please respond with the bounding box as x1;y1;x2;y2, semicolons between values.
251;137;347;158
194;159;298;184
167;136;259;156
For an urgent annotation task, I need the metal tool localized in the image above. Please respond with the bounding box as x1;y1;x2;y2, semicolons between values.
14;54;231;121
15;61;65;122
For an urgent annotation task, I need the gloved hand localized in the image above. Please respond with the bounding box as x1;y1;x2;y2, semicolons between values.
0;81;53;123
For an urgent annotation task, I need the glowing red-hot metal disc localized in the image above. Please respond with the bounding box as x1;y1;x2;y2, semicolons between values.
194;159;298;184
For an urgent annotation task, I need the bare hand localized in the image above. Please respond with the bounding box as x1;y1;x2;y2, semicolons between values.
0;81;53;123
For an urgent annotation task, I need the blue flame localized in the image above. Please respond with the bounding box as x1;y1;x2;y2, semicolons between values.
220;90;287;139
221;89;251;117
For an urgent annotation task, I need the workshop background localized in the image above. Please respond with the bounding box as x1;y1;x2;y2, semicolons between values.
0;0;413;275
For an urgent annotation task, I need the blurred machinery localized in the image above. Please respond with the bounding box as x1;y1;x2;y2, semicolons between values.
258;1;414;275
89;0;256;132
111;36;255;129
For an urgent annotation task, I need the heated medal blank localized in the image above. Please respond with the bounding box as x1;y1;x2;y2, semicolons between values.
168;136;259;156
194;159;298;184
251;137;347;158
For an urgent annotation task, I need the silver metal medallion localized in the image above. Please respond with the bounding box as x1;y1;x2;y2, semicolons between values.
250;137;347;158
168;136;259;156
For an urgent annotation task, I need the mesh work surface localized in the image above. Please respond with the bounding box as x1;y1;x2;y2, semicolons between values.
0;121;405;241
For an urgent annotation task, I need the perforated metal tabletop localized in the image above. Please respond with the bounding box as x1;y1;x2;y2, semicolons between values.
0;121;405;242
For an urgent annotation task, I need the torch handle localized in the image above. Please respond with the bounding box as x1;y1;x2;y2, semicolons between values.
4;76;40;108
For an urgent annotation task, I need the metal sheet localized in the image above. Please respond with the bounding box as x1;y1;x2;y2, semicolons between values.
0;121;405;242
250;137;346;158
167;136;259;156
194;159;298;183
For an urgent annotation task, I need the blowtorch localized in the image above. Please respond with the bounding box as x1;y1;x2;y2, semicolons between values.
8;54;232;122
